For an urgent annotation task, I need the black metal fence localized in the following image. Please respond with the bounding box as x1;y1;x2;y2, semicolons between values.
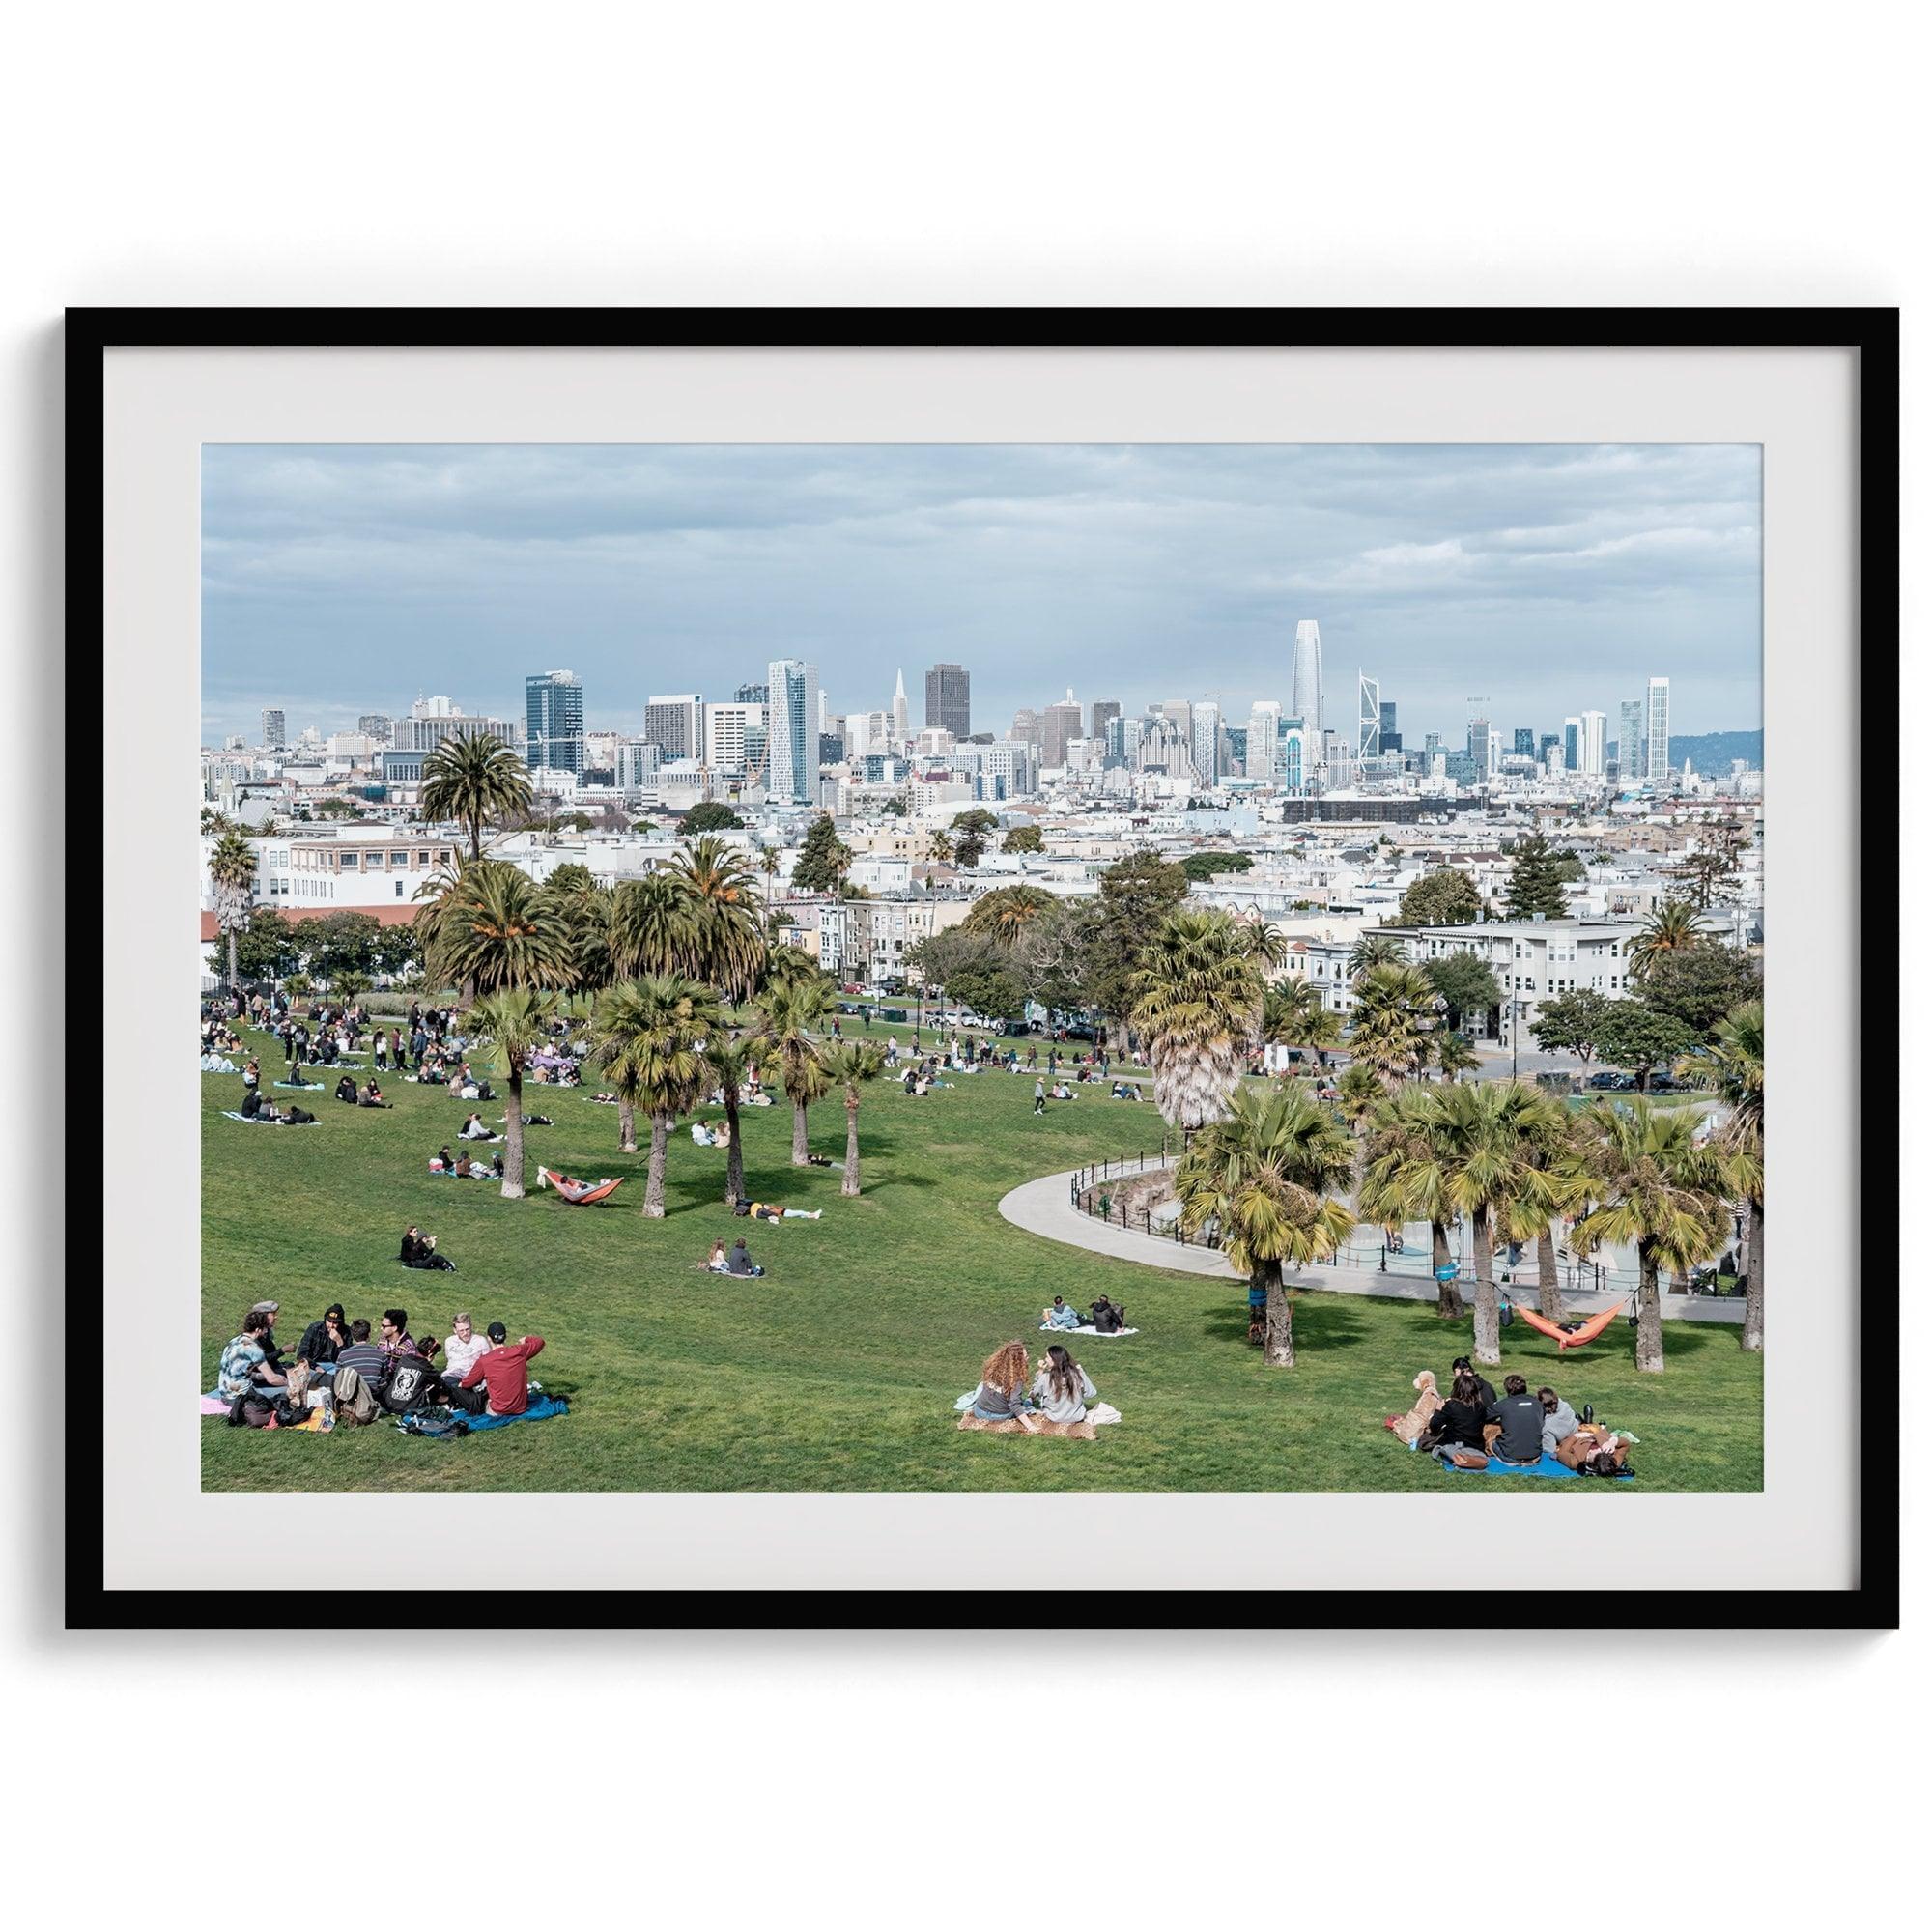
1068;1140;1239;1250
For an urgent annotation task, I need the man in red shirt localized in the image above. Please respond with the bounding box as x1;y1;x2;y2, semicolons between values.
458;1321;545;1416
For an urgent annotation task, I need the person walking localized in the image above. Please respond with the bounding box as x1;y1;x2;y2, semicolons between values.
1034;1078;1047;1118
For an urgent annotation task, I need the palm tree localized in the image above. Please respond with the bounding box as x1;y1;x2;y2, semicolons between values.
540;875;617;1009
1432;1079;1564;1366
1350;932;1403;977
824;1040;886;1196
1521;1098;1591;1321
594;977;721;1216
1261;978;1341;1068
668;835;768;999
1128;907;1265;1132
1238;919;1288;971
1173;1084;1355;1366
465;986;558;1198
925;831;954;865
753;976;836;1166
1348;962;1440;1086
609;871;696;981
208;832;256;992
962;885;1056;946
1359;1083;1463;1317
1435;1030;1480;1083
1335;1061;1383;1138
1677;998;1764;1351
1630;899;1710;980
424;860;573;999
1571;1098;1731;1373
419;732;533;862
701;1032;763;1208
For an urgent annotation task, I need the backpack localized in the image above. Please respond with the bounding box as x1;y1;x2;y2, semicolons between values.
376;1355;442;1415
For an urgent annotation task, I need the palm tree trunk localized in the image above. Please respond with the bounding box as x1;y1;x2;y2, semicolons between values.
1471;1206;1501;1366
791;1098;810;1166
500;1068;526;1199
1432;1221;1463;1317
618;1097;637;1154
1537;1225;1562;1320
1635;1243;1664;1373
1741;1197;1764;1352
642;1113;669;1217
227;928;240;992
1259;1258;1293;1367
842;1095;861;1197
724;1087;746;1208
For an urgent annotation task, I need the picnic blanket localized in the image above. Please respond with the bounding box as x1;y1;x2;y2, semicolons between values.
397;1394;570;1438
220;1111;315;1125
199;1392;230;1415
273;1079;325;1090
1038;1323;1139;1338
1435;1451;1633;1481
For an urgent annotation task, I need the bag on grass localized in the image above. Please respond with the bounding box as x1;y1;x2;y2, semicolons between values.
330;1365;379;1425
1448;1447;1490;1470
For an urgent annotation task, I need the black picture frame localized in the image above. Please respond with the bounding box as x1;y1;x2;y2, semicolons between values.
71;306;1899;1631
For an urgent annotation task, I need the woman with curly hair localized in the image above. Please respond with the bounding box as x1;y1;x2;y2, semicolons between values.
966;1341;1033;1424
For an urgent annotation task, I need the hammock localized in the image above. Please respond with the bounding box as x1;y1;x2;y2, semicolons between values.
1504;1299;1624;1350
538;1166;624;1206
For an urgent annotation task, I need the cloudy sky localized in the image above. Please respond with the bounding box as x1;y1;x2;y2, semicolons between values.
201;443;1760;746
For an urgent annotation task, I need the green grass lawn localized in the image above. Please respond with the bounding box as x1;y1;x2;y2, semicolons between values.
201;1022;1761;1493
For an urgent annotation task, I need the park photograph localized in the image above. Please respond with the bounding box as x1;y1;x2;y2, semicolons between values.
194;440;1768;1498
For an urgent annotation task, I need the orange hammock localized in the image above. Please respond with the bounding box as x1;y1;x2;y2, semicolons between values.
539;1167;624;1206
1505;1299;1623;1350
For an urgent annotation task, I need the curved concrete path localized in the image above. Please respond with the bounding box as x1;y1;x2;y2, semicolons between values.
998;1162;1746;1323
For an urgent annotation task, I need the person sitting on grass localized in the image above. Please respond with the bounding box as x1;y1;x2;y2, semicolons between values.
358;1080;391;1108
1041;1296;1083;1331
430;1145;456;1174
400;1225;455;1271
297;1302;351;1367
1486;1374;1548;1467
1449;1355;1497;1410
459;1111;497;1142
1539;1385;1579;1458
1089;1295;1127;1335
334;1073;359;1105
334;1319;387;1392
1032;1344;1101;1426
450;1321;545;1417
1419;1371;1492;1463
966;1342;1034;1424
439;1311;489;1394
707;1239;731;1272
217;1309;286;1405
725;1236;763;1278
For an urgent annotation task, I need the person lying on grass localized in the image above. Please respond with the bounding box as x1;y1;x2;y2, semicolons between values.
749;1201;823;1221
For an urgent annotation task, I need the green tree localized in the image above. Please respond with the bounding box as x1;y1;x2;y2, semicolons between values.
682;802;745;834
1630;899;1709;979
1397;867;1483;927
1591;1003;1698;1091
1435;1031;1480;1082
1677;998;1764;1351
881;796;908;818
1571;1098;1731;1373
419;732;532;862
305;911;385;990
609;872;695;982
790;814;854;895
924;831;954;865
1261;978;1340;1065
465;986;559;1198
668;835;768;999
1129;907;1265;1131
1638;941;1761;1037
1531;988;1613;1062
1335;1060;1384;1136
758;943;828;995
1172;1084;1356;1366
540;875;616;1005
948;808;999;867
1359;1082;1463;1317
701;1032;763;1208
960;885;1056;945
825;1040;887;1196
1085;851;1188;1031
1667;822;1747;908
207;832;257;991
1180;850;1254;882
1347;962;1440;1085
1001;825;1043;854
594;977;722;1214
423;861;571;998
1424;952;1502;1032
753;976;837;1165
226;906;300;984
1237;919;1287;971
1350;933;1404;976
1504;833;1571;920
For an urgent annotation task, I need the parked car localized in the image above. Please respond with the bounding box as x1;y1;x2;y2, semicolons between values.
1646;1071;1686;1093
1585;1070;1636;1091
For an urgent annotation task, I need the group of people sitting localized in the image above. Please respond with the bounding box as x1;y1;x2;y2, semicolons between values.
332;1074;392;1108
429;1144;503;1179
215;1298;547;1429
706;1237;764;1276
1390;1356;1633;1475
237;1081;315;1124
690;1119;732;1147
959;1339;1121;1436
1040;1293;1129;1333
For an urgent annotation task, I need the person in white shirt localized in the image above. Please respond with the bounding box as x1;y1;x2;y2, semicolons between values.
440;1311;490;1392
1031;1344;1099;1425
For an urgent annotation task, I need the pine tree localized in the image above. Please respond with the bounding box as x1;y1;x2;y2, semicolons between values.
1505;833;1570;920
788;814;853;895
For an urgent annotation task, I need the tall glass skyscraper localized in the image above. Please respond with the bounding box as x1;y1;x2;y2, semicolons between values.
1618;698;1644;781
525;669;584;773
1292;620;1323;760
1190;700;1222;782
1356;673;1380;757
767;659;820;803
1645;676;1670;781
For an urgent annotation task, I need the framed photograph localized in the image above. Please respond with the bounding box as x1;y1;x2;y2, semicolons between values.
76;307;1896;1628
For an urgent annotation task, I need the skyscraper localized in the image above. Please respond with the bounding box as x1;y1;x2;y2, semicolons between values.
1580;709;1607;777
1245;700;1281;782
1090;699;1122;745
1010;707;1041;748
923;663;971;740
1563;716;1581;770
1357;673;1381;758
1292;620;1324;759
261;708;286;750
526;669;585;773
1190;701;1222;783
1378;699;1400;753
1280;722;1306;793
892;669;910;748
356;713;393;746
1042;690;1084;767
1646;676;1670;781
1466;716;1490;770
1618;699;1644;782
767;659;820;803
704;700;766;772
1513;727;1535;757
644;694;704;762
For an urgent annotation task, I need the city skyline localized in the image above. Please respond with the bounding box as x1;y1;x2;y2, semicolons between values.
202;442;1762;745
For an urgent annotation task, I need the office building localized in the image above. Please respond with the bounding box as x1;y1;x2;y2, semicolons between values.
1245;700;1282;782
1041;690;1084;767
1563;716;1581;770
525;669;585;774
1514;727;1536;757
356;714;393;746
767;659;821;803
261;709;286;750
1619;699;1644;783
644;694;704;762
1010;707;1041;747
392;709;519;753
734;682;769;705
1580;709;1607;777
1378;699;1400;753
1279;721;1307;793
1090;699;1121;745
923;663;971;740
1292;619;1324;755
1466;716;1490;770
1646;676;1670;781
1538;732;1561;763
1488;728;1503;777
1357;672;1381;758
615;740;661;791
1190;700;1222;783
705;700;767;773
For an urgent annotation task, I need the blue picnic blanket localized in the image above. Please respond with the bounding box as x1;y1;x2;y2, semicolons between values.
1436;1451;1632;1481
398;1394;569;1438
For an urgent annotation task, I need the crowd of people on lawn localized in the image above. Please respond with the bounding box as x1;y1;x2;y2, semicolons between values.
1386;1356;1634;1475
214;1295;547;1432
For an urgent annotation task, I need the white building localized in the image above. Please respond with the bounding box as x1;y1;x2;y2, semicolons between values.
644;694;706;763
767;659;820;805
1580;709;1607;777
1246;700;1281;783
705;700;766;772
1646;676;1670;781
1293;619;1324;759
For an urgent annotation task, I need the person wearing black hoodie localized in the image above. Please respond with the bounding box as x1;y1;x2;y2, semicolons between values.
1421;1371;1492;1463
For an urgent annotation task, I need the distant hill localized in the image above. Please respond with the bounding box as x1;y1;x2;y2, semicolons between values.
1667;730;1762;776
